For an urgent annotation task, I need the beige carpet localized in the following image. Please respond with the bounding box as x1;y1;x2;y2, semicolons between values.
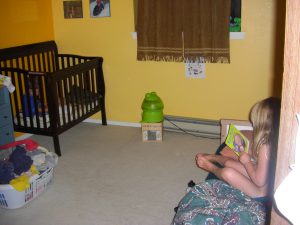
0;122;219;225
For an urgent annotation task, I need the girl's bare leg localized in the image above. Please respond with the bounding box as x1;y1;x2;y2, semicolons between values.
196;155;265;197
196;153;249;177
225;159;249;177
195;153;230;166
195;153;225;174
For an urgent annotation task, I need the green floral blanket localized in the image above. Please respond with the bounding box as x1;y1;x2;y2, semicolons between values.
172;179;266;225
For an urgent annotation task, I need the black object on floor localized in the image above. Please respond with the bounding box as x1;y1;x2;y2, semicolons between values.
174;206;178;213
188;180;196;188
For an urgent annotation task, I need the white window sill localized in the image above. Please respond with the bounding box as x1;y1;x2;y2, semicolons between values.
230;32;245;39
131;32;245;40
131;32;137;39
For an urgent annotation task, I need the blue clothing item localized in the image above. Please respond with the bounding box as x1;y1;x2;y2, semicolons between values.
23;95;36;116
254;196;272;209
9;146;33;175
254;196;268;204
0;160;15;184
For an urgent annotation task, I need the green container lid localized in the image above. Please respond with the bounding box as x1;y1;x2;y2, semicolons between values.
141;92;164;123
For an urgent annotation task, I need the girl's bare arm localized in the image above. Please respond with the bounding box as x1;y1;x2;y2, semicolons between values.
239;144;270;187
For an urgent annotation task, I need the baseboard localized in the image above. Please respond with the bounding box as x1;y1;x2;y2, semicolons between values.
163;115;220;138
15;117;220;140
14;119;140;141
84;118;141;127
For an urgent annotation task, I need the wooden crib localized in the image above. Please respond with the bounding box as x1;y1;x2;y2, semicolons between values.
0;41;107;156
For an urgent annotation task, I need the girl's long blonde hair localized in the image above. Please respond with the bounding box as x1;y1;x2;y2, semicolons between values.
250;97;281;158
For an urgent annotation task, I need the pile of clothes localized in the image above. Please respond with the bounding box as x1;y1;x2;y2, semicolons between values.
0;139;58;191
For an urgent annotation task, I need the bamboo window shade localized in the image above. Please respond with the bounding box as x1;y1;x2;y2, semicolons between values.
137;0;231;63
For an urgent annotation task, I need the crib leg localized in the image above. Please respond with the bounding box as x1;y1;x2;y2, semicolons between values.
101;99;107;125
53;135;62;157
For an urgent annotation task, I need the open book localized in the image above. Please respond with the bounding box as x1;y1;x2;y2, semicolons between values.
225;124;250;156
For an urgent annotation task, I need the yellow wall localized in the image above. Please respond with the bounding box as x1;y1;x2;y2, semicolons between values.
0;1;54;48
1;0;284;124
52;0;284;123
0;0;54;137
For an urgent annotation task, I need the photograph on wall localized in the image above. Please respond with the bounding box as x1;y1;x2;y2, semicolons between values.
230;0;241;32
90;0;111;18
63;0;83;19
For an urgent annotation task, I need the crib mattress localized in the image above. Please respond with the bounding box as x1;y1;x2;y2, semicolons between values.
14;103;97;129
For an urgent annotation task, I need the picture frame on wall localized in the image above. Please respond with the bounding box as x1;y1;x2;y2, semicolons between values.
63;0;83;19
90;0;111;18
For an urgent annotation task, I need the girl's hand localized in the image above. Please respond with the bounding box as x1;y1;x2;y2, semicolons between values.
239;151;251;165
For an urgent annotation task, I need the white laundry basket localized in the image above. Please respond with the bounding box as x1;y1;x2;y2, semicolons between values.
0;167;53;209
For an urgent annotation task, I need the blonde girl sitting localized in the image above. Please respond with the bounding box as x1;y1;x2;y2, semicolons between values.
196;97;281;201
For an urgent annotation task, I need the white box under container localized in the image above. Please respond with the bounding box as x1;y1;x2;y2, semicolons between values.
142;122;163;142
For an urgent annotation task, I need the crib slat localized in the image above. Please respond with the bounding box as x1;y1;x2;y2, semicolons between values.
27;76;35;128
3;60;8;68
86;70;92;111
72;56;75;66
28;56;32;71
63;78;72;123
78;72;85;116
92;68;97;109
16;71;28;128
10;71;21;126
92;68;97;108
32;75;41;128
20;56;25;70
83;71;89;113
37;53;42;72
42;52;47;72
33;54;38;71
69;77;76;120
48;52;52;72
58;79;66;126
37;76;47;129
75;75;81;119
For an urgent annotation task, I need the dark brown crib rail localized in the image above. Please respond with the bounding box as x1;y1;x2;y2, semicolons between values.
0;41;106;156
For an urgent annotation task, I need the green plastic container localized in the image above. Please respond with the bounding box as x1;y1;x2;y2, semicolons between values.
141;92;164;123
